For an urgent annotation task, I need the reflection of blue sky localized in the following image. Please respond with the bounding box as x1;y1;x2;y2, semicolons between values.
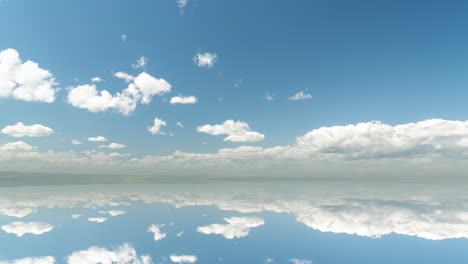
1;182;468;263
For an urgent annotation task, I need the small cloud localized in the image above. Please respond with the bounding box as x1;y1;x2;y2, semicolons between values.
67;244;152;264
0;256;55;264
176;122;184;128
289;259;312;264
88;136;108;142
91;77;102;83
132;56;148;69
99;210;126;216
0;208;35;218
193;52;217;68
197;120;264;142
289;90;312;101
71;214;81;220
170;255;197;263
114;71;135;83
176;231;184;237
148;224;166;241
121;34;127;41
1;122;54;138
264;93;274;101
197;217;264;239
148;117;167;135
71;139;82;145
177;0;188;12
1;221;54;237
87;217;107;223
107;143;127;149
170;95;198;105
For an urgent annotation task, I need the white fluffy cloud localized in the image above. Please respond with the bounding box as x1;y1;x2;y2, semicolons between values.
169;255;197;263
67;72;170;115
197;217;264;239
148;224;166;241
67;243;152;264
0;48;58;103
0;141;35;152
2;122;54;138
148;118;167;135
170;95;198;105
0;256;55;264
289;259;312;264
289;90;312;101
88;136;108;142
294;119;468;160
1;221;54;237
114;72;134;83
193;52;217;68
176;122;184;128
197;120;264;142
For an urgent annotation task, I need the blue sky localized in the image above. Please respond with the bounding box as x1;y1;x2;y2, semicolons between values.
1;0;468;175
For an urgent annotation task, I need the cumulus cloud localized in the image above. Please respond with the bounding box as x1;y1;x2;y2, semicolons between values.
193;52;217;68
88;136;108;142
0;141;35;152
169;255;197;263
148;224;166;241
1;122;54;138
0;48;58;103
197;120;264;142
148;117;167;135
289;90;312;101
67;243;152;264
294;119;468;160
0;256;55;264
197;217;264;239
176;122;184;128
87;217;107;223
1;221;54;237
132;56;148;69
67;72;170;115
71;139;83;145
289;259;312;264
170;95;198;105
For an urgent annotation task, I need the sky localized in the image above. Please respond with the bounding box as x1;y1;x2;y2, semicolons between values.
1;0;468;175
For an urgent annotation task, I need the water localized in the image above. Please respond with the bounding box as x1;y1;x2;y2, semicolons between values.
1;179;468;263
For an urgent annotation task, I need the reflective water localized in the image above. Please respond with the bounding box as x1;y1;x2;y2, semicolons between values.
1;179;468;263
